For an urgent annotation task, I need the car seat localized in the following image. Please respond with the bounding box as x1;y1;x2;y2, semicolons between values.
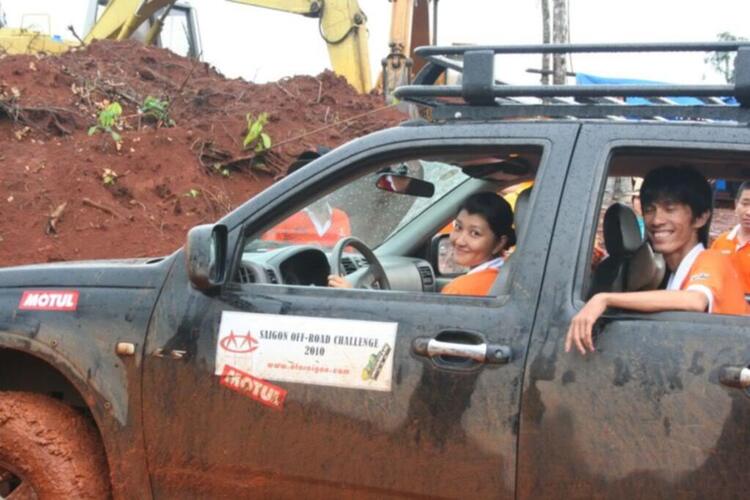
589;203;666;296
492;186;532;295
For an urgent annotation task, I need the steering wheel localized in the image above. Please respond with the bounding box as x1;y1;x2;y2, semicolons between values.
329;237;391;290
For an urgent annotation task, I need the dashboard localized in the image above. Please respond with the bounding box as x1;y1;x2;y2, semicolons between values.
236;245;436;293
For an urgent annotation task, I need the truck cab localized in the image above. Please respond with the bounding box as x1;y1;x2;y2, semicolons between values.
2;42;750;499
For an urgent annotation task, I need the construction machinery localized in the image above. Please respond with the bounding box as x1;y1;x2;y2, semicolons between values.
0;0;198;57
0;0;434;95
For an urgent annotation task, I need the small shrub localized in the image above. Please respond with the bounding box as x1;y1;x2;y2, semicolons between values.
140;96;175;127
88;102;123;144
243;112;272;153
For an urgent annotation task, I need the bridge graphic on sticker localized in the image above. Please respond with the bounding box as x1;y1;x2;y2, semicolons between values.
219;330;259;353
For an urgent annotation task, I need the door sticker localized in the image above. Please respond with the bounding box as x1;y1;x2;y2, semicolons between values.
220;365;287;410
215;311;398;392
18;290;79;311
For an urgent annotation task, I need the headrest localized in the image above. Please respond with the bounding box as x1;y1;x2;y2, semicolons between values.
514;187;532;242
603;203;643;258
626;243;666;291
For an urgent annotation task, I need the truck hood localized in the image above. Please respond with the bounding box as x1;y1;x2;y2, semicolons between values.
0;254;177;289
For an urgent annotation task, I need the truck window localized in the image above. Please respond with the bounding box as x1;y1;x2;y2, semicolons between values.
583;146;750;314
234;147;544;297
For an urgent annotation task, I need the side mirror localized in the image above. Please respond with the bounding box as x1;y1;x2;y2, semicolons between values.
429;232;468;276
375;173;435;198
186;224;228;290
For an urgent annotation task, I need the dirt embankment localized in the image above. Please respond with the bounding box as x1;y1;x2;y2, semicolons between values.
0;40;406;267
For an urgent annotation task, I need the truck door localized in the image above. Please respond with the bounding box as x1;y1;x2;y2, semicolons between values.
141;123;579;498
519;123;750;498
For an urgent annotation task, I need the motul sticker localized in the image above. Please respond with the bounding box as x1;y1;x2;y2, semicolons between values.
18;290;79;311
220;365;287;410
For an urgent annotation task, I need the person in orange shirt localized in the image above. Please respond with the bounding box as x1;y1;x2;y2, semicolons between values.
261;199;351;247
566;166;748;356
710;181;750;294
329;192;516;296
440;192;516;296
437;180;532;236
261;147;351;247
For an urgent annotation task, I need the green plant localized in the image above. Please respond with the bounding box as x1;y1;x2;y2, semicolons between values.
101;168;118;186
88;102;123;143
140;96;175;127
243;112;272;153
185;188;200;198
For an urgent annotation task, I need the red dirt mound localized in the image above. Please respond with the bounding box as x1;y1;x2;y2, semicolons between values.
0;40;406;266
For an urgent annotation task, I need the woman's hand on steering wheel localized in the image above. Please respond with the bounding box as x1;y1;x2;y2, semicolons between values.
328;236;391;290
328;275;353;288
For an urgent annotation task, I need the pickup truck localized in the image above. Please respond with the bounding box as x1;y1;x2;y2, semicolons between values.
2;42;750;499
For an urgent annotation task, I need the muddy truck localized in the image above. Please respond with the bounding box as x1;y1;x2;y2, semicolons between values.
3;42;750;499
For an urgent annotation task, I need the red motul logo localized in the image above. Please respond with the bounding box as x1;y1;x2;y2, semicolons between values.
220;365;287;410
19;290;79;311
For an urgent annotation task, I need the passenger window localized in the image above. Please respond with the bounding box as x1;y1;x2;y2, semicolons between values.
584;147;750;314
233;147;543;298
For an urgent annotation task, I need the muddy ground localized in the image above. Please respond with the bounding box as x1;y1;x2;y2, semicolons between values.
0;40;406;266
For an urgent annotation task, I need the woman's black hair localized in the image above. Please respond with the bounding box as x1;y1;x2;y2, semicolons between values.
458;192;517;247
640;165;712;246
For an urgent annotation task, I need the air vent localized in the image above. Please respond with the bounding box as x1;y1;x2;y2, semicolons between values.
417;265;435;289
341;257;357;275
265;269;279;284
236;265;256;284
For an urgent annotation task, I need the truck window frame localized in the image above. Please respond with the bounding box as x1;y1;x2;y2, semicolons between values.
573;141;750;323
222;138;557;303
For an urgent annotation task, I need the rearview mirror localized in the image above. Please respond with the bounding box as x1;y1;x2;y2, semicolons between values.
186;224;228;290
375;173;435;197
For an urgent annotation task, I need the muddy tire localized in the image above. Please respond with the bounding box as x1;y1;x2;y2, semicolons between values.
0;391;110;499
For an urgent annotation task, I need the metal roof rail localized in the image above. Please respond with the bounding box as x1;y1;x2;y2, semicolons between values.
395;42;750;122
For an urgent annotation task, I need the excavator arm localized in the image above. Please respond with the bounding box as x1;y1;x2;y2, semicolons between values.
83;0;177;45
227;0;371;93
84;0;371;92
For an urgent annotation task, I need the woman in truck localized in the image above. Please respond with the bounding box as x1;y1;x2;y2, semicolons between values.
439;191;516;296
328;191;516;296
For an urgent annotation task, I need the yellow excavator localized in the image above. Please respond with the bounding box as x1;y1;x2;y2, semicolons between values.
0;0;433;95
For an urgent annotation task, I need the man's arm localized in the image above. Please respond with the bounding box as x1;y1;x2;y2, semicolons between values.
565;290;708;355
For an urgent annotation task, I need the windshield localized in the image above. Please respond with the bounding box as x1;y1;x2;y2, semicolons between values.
246;160;469;252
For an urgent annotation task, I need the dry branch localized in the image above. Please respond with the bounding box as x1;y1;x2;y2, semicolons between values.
82;198;123;219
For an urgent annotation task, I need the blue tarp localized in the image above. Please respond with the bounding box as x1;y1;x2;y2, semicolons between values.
575;72;738;106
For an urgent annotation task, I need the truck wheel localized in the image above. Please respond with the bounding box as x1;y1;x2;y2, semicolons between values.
0;391;110;499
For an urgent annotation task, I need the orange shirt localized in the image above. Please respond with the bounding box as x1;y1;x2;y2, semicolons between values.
262;208;350;247
676;248;748;316
710;225;750;294
441;268;499;296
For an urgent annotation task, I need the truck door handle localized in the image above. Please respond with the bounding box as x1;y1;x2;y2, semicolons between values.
152;348;187;360
719;366;750;389
412;337;511;364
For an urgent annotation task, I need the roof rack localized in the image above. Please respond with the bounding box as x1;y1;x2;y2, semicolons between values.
393;42;750;122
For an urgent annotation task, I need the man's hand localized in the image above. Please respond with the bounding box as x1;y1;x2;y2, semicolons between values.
565;293;608;355
328;275;352;288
